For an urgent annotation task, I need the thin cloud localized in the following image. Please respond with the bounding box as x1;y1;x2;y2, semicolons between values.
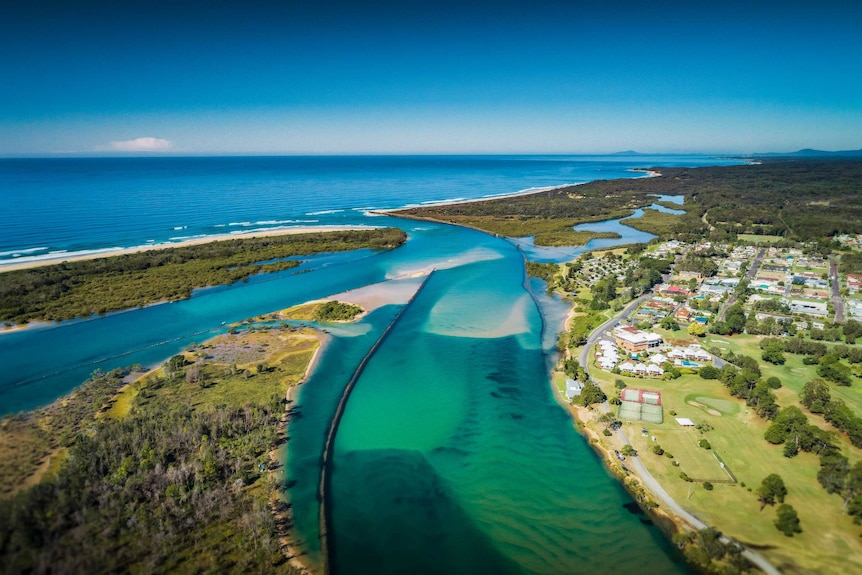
109;137;172;152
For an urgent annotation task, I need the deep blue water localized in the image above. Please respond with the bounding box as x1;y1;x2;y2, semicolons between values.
0;154;744;574
1;155;739;265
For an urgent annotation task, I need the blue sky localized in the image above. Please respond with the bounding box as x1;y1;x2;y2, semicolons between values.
1;0;861;155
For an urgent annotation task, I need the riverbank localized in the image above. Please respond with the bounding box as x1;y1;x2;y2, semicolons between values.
0;225;384;273
272;338;329;575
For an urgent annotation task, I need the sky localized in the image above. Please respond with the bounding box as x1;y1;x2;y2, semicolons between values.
1;0;861;155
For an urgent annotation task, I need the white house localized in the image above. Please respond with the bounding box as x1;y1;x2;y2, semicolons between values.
565;379;584;399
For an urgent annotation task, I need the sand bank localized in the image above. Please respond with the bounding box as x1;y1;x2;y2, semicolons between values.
0;225;382;273
372;182;583;215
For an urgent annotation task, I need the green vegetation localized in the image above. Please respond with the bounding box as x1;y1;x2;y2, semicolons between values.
0;228;407;324
620;208;684;237
396;160;862;244
0;324;318;573
775;504;802;536
314;301;363;321
737;234;786;244
757;474;788;510
588;361;862;573
525;261;558;282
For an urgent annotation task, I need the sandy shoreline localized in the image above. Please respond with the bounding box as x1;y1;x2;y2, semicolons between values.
271;336;328;575
371;181;584;215
0;225;382;274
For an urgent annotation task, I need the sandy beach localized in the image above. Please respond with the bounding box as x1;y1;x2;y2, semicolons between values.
0;225;381;274
371;181;584;215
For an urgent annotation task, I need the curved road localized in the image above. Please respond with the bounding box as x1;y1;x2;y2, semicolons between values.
576;298;782;575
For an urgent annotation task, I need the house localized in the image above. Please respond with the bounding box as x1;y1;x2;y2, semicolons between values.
646;364;664;376
789;299;828;317
613;326;663;352
847;274;862;293
674;308;692;322
598;357;618;370
565;379;584;400
649;353;667;365
619;361;637;373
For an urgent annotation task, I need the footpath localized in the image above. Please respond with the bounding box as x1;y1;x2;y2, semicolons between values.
575;301;782;575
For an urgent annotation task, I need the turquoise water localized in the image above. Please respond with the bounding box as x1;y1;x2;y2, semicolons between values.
0;156;744;573
318;236;688;574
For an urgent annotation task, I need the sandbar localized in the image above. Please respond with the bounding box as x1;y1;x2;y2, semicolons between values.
0;225;381;274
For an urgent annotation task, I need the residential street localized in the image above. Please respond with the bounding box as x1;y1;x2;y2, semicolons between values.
718;247;765;322
574;286;779;575
829;256;845;323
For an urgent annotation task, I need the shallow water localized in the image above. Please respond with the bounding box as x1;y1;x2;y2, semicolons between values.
320;236;689;574
0;156;742;572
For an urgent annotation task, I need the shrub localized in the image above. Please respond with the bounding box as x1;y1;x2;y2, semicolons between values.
774;504;802;536
698;439;712;450
652;445;665;456
679;472;693;482
703;482;714;491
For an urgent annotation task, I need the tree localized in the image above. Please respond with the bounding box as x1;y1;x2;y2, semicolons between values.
818;354;852;386
620;444;637;457
165;354;186;379
800;378;831;414
688;322;705;337
757;474;787;510
724;304;747;334
698;365;719;379
765;376;782;389
774;504;802;536
578;382;606;407
761;340;786;365
598;412;619;431
660;316;680;331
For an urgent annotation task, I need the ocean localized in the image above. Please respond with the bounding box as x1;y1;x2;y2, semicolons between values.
1;154;743;574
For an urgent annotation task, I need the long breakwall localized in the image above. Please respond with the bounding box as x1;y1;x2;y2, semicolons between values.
317;272;434;575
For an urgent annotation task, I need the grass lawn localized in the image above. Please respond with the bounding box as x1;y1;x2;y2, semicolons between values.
703;333;862;419
588;352;862;575
737;234;785;244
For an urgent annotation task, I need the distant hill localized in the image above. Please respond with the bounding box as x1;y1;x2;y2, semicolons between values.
752;148;862;158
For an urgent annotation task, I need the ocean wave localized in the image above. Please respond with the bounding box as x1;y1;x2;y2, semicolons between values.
228;219;318;227
0;247;123;266
306;209;346;215
173;226;187;230
229;224;378;235
420;197;466;205
0;246;49;257
168;234;209;241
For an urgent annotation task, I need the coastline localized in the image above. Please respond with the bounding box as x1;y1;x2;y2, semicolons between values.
0;225;381;274
271;336;329;575
371;181;584;215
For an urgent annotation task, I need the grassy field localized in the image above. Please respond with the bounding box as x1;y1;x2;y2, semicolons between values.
703;333;862;419
587;346;862;575
737;234;786;244
619;208;684;237
105;328;321;416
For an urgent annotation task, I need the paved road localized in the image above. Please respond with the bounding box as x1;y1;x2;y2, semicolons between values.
578;293;651;369
576;293;780;575
613;427;782;575
829;256;845;323
718;247;765;322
